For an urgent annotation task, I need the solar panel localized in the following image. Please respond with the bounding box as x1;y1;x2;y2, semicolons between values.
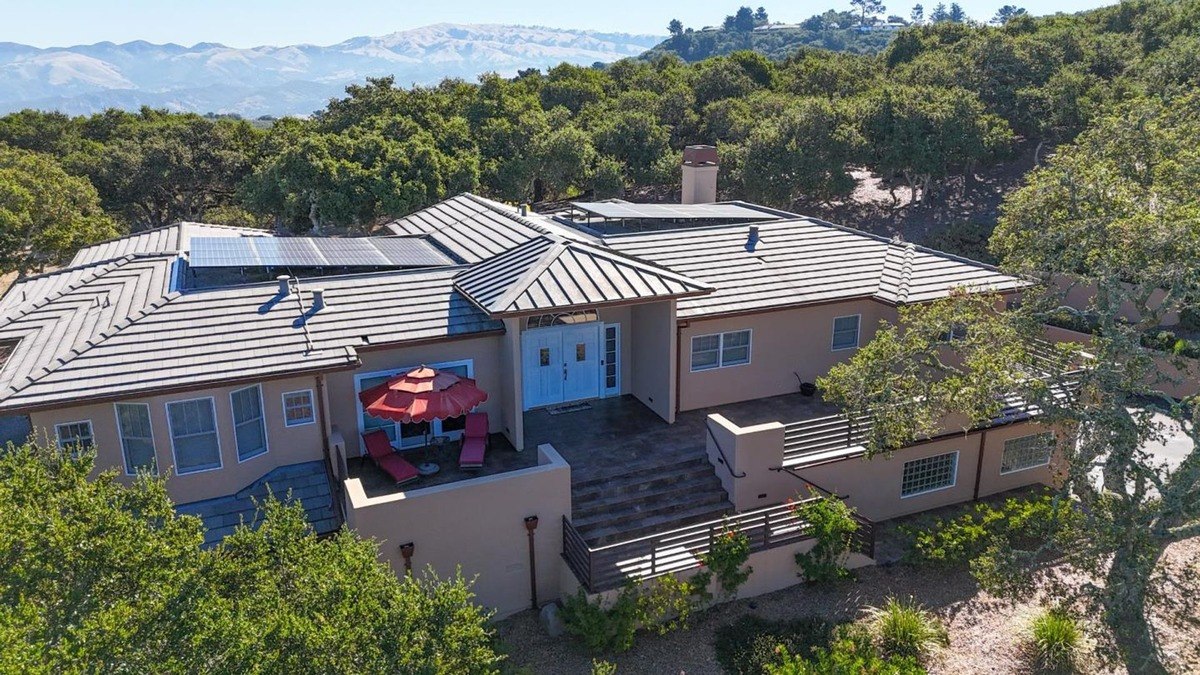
571;202;774;221
189;236;453;269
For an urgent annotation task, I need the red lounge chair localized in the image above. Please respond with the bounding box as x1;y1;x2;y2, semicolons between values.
361;430;419;485
459;412;488;469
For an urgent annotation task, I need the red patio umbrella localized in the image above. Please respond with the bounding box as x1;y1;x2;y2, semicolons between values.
358;366;488;424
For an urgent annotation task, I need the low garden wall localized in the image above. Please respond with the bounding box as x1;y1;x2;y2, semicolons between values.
1043;324;1199;399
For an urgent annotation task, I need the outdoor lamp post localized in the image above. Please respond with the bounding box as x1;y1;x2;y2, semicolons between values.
524;516;539;609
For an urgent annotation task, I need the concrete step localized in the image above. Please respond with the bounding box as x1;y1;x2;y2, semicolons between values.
582;500;734;547
573;474;726;521
574;488;729;536
571;455;711;490
572;461;716;503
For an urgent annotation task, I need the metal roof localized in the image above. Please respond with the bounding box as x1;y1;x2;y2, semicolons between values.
188;235;453;268
454;236;714;317
571;201;778;221
70;222;271;266
606;219;1026;319
385;193;595;263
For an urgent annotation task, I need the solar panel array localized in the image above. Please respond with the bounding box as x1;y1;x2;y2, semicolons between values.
570;202;774;221
189;236;454;269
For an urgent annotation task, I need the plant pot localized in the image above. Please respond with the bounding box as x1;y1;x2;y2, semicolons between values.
799;382;817;397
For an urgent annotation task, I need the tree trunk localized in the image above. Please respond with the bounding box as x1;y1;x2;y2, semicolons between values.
1034;139;1046;166
1106;543;1168;674
307;199;321;235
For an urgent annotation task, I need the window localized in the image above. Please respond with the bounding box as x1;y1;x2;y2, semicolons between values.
690;330;752;371
231;385;268;462
831;315;861;351
938;323;969;342
115;403;156;475
282;389;315;427
55;420;94;453
166;398;221;474
1001;433;1054;474
901;451;958;497
525;310;599;329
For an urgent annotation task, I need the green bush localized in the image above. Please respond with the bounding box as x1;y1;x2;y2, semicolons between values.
863;598;948;663
591;659;618;675
713;616;834;674
701;522;754;597
768;626;925;674
901;493;1077;567
792;492;859;584
638;573;709;634
1028;608;1081;673
560;587;641;653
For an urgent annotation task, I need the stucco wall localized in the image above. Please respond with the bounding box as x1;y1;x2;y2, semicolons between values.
631;301;677;422
28;373;325;505
679;299;897;411
1043;324;1199;400
323;335;505;459
344;444;572;619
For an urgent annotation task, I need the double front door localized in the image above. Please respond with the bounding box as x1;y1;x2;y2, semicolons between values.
522;323;610;410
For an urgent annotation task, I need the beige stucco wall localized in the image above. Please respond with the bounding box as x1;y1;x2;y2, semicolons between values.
1043;324;1199;400
344;444;572;619
323;335;506;459
630;300;677;423
28;374;325;505
679;299;898;411
705;413;786;511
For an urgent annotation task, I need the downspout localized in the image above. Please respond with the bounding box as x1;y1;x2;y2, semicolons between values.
674;321;687;415
315;373;344;525
972;429;989;501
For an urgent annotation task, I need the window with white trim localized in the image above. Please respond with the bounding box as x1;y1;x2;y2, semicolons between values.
167;398;221;474
283;389;316;427
231;385;268;461
690;330;752;371
55;420;94;453
831;315;860;351
1001;432;1054;474
115;403;156;475
901;451;958;497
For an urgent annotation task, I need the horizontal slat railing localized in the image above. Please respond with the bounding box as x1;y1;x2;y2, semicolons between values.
563;497;876;593
783;413;874;463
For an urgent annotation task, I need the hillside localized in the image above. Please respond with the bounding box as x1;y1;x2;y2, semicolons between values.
0;24;662;117
642;25;896;62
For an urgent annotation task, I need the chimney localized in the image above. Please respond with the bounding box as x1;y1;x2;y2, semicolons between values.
277;275;291;296
681;144;719;205
746;225;760;252
311;288;326;311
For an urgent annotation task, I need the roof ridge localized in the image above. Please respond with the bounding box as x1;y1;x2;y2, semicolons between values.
460;192;554;235
484;236;563;313
0;255;142;330
5;288;184;399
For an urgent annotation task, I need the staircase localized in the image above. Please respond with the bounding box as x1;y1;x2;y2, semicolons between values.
571;455;732;546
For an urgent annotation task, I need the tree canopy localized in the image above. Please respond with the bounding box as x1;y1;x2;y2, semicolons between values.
0;443;501;674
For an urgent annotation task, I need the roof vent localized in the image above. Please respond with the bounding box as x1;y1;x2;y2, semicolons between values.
519;204;529;217
311;288;326;311
746;225;760;252
277;275;291;296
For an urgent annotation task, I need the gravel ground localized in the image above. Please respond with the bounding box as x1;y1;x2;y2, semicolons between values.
495;532;1200;675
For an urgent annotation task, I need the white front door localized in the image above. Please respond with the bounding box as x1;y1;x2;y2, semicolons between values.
521;323;602;409
561;324;601;403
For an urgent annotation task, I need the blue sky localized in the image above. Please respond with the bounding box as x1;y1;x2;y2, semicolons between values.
5;0;1112;48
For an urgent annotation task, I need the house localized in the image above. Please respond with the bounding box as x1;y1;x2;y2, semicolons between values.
0;147;1059;617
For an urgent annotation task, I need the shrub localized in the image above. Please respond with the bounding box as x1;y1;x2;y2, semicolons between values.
768;626;925;674
863;598;948;663
792;491;859;584
638;572;709;634
701;522;754;597
1028;608;1081;673
591;659;618;675
901;493;1078;567
713;616;834;674
560;586;641;653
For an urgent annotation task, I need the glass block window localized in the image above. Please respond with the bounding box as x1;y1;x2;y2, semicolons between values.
832;315;861;351
55;420;94;453
901;451;958;497
167;398;221;474
231;385;267;461
283;390;315;427
1001;432;1054;474
115;403;156;475
691;330;751;371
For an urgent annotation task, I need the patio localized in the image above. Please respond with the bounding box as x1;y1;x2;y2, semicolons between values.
346;432;539;499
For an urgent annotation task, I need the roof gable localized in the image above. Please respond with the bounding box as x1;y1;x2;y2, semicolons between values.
454;235;713;317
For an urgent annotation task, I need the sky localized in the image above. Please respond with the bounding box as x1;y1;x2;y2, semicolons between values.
3;0;1114;49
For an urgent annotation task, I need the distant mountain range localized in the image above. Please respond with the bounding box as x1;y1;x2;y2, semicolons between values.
0;24;663;117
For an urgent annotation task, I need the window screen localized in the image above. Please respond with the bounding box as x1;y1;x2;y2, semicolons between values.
167;398;221;474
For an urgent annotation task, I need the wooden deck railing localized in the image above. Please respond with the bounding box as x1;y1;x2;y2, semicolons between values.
561;497;875;593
